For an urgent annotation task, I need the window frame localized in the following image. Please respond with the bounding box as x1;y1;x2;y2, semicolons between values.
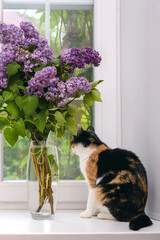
0;0;121;209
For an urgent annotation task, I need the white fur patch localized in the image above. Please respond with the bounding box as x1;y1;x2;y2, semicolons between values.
96;175;106;185
72;143;96;180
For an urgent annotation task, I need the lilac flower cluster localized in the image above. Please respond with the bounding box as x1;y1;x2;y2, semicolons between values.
27;66;58;97
0;21;55;89
60;47;101;73
66;76;91;97
61;48;85;73
20;21;39;40
82;47;101;67
27;67;91;107
0;44;18;90
0;22;23;45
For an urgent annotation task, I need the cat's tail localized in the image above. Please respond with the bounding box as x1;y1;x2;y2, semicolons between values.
129;212;153;231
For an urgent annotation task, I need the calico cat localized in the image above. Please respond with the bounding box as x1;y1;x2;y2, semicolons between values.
71;125;152;231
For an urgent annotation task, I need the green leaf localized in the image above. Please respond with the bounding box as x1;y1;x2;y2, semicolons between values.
25;121;35;134
61;73;70;82
49;107;63;112
25;118;35;124
9;83;18;92
25;45;36;53
16;80;24;86
4;127;18;147
0;111;8;118
2;91;14;102
0;117;9;131
39;98;48;110
52;59;60;66
83;92;94;106
34;64;46;73
13;118;25;137
62;111;68;118
7;73;23;89
7;62;21;77
91;80;104;89
91;89;102;102
83;89;102;106
34;111;47;132
22;95;39;116
6;102;20;119
15;95;23;111
16;85;26;91
0;96;3;107
65;117;77;135
56;127;65;138
55;111;66;125
67;106;77;116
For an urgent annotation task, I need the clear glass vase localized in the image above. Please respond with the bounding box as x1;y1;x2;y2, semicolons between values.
27;139;59;220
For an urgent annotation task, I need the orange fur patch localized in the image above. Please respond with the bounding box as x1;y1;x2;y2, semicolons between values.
95;187;107;205
85;144;110;188
95;186;115;205
71;143;79;148
128;158;138;169
108;170;136;185
137;174;148;204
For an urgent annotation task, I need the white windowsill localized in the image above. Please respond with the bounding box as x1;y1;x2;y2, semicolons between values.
0;210;159;240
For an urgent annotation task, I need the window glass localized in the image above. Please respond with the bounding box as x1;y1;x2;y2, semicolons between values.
3;8;93;180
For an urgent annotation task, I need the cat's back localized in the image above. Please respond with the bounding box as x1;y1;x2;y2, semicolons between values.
97;147;146;178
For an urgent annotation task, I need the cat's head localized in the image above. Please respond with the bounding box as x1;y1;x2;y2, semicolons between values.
71;125;103;156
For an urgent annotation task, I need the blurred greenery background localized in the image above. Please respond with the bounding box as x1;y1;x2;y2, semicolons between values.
3;8;93;180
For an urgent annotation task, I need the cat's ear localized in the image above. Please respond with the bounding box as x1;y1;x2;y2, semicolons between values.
87;125;95;132
77;124;83;135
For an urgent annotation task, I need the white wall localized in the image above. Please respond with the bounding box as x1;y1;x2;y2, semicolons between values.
121;0;160;220
147;0;160;220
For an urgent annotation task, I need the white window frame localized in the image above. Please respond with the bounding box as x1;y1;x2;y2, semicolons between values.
0;0;121;210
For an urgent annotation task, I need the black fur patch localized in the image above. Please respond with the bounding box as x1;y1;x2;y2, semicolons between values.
129;214;153;230
71;128;105;147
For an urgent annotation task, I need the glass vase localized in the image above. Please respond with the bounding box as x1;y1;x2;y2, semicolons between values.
27;139;59;220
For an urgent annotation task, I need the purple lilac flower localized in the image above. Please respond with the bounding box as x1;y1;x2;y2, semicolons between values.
60;47;101;73
0;44;18;89
22;38;39;49
27;66;58;97
20;21;39;40
0;22;23;45
61;48;85;73
0;78;8;89
82;47;101;67
57;81;67;97
66;76;91;97
44;87;59;101
43;81;68;106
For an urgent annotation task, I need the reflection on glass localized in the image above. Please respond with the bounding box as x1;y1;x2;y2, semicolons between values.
3;9;93;180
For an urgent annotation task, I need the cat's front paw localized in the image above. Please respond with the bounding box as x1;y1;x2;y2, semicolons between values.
80;210;92;218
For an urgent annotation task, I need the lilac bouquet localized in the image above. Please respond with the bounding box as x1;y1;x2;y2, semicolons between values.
0;21;103;216
0;21;102;146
